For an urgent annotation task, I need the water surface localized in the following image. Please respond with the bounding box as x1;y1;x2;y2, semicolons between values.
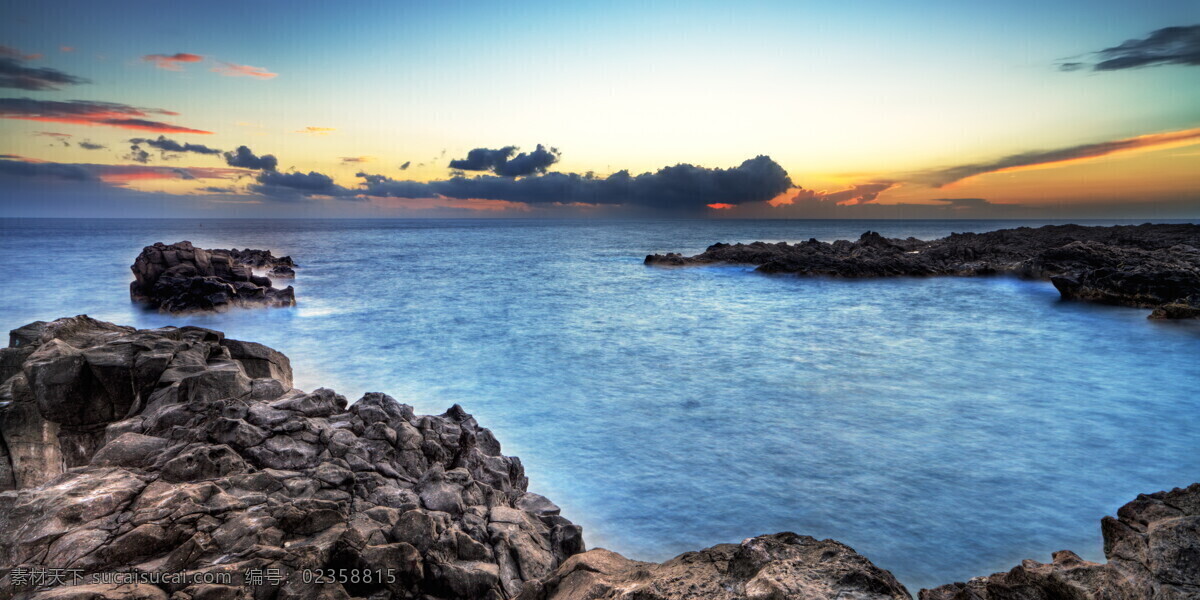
1;217;1197;591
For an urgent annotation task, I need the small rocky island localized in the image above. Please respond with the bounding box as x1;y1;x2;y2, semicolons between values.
130;242;298;312
0;316;1197;599
646;224;1200;319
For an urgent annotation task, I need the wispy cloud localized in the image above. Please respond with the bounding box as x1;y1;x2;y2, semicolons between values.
34;131;72;147
770;182;897;207
0;45;42;60
0;51;89;90
912;127;1200;187
212;62;277;79
0;98;211;134
296;126;335;135
142;52;204;71
340;156;373;164
129;135;222;156
1060;24;1200;71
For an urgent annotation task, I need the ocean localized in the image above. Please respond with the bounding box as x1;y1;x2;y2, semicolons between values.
1;217;1197;591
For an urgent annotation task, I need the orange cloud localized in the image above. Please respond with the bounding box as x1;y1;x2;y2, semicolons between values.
0;99;210;134
370;196;530;212
771;182;896;207
59;46;74;53
212;62;277;79
143;53;204;71
96;165;245;185
296;126;335;135
0;45;42;60
917;127;1200;188
707;203;735;210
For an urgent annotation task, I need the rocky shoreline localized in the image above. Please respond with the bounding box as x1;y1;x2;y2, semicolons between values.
645;224;1200;319
0;316;1197;600
130;242;298;313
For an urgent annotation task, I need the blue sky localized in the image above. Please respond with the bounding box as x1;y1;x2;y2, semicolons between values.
1;0;1198;217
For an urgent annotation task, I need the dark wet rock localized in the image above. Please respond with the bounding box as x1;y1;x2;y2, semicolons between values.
213;248;297;271
646;224;1200;318
129;242;297;313
0;316;582;600
517;532;911;600
920;483;1200;600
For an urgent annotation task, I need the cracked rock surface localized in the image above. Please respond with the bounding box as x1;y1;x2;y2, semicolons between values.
0;316;582;600
645;224;1200;318
130;242;297;313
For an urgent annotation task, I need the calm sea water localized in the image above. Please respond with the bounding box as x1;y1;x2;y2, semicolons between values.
1;218;1197;591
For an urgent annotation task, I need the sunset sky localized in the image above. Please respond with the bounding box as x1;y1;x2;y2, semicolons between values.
1;0;1198;218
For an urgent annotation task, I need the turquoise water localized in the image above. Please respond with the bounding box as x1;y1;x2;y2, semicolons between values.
1;218;1197;591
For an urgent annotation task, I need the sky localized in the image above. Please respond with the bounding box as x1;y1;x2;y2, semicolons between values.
1;0;1198;218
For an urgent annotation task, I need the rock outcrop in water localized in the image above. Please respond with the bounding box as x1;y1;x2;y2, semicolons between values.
645;224;1200;318
920;483;1200;600
1;316;1196;600
0;316;582;600
517;532;911;600
130;242;297;312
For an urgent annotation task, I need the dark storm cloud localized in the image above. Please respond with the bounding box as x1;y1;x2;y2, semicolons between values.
1061;25;1200;71
78;140;105;150
912;128;1200;187
130;135;221;155
223;146;278;171
0;158;95;181
0;56;89;91
446;144;562;176
358;155;792;210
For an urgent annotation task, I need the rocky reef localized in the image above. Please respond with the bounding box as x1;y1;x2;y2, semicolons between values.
518;533;911;600
0;316;1196;600
921;483;1200;600
130;242;297;312
645;224;1200;318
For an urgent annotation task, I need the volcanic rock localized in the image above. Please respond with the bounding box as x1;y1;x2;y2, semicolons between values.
645;224;1200;318
129;242;296;312
920;483;1200;600
517;532;911;600
0;316;582;600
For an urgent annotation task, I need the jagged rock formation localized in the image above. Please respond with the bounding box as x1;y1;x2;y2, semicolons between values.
0;316;582;600
920;483;1200;600
516;532;911;600
130;242;296;312
1;317;1195;600
645;224;1200;318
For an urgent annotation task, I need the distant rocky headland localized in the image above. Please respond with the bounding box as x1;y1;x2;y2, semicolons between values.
646;224;1200;319
130;242;298;313
1;316;1197;599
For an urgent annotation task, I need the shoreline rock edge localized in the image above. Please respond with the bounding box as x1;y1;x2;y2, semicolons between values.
0;316;1194;600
